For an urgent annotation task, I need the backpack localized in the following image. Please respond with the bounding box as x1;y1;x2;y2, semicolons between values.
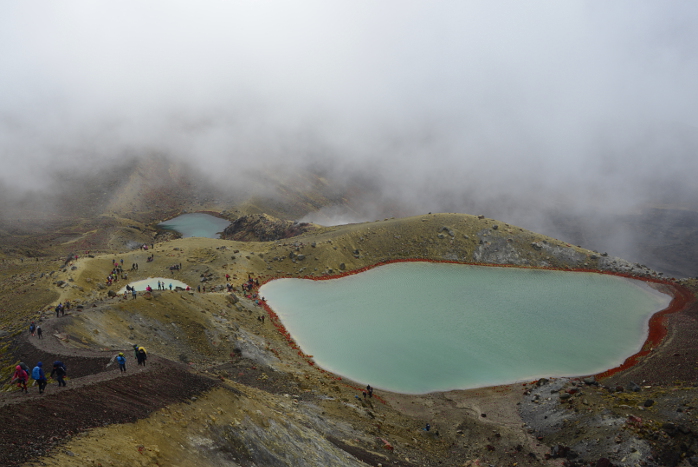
32;367;41;380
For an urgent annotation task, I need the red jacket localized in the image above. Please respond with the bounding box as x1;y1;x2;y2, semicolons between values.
12;367;27;382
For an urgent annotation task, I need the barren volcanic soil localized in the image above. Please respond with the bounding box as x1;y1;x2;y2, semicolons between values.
0;316;219;466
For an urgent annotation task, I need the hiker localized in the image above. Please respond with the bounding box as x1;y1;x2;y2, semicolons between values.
425;423;431;432
32;362;47;394
132;288;137;300
29;322;36;336
366;384;373;398
50;361;67;387
137;346;147;366
116;352;127;373
133;344;140;360
11;365;28;393
36;325;42;339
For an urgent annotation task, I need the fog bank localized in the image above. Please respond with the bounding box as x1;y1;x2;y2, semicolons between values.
2;2;697;272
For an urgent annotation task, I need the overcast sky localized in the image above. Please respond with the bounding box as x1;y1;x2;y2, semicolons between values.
2;1;697;226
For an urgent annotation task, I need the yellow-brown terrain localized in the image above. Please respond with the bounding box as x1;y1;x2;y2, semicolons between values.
1;167;697;467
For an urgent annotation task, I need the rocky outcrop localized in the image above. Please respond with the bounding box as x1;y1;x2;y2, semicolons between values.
532;240;587;267
473;234;527;265
598;255;657;276
220;214;317;242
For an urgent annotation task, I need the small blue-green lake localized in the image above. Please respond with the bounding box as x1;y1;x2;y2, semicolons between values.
260;262;671;394
158;213;230;238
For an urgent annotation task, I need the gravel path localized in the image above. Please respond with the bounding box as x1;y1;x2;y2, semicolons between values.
1;308;219;466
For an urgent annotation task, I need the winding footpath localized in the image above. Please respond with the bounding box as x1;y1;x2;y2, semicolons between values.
0;308;219;466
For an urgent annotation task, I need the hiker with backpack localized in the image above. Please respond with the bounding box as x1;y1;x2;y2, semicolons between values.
36;325;42;339
29;322;36;336
137;346;147;366
50;361;67;387
11;365;28;393
116;352;127;373
32;362;47;394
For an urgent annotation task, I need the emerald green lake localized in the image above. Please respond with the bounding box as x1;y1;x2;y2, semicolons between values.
158;213;230;238
260;263;671;394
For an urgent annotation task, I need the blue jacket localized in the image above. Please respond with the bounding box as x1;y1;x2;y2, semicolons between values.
32;363;46;381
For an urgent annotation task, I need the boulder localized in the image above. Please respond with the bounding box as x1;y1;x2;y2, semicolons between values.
225;293;240;305
627;381;641;392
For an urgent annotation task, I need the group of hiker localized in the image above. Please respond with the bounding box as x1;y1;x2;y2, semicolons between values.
124;284;138;299
29;321;43;339
106;262;125;286
241;277;260;292
12;341;147;394
114;345;147;372
11;361;67;394
54;301;69;317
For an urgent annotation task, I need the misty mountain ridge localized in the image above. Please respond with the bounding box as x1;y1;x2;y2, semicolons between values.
0;153;694;277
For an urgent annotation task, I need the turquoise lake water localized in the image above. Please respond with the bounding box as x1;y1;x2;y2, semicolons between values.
260;262;671;394
158;213;230;238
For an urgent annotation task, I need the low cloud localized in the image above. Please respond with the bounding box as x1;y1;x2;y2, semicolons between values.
2;2;698;268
